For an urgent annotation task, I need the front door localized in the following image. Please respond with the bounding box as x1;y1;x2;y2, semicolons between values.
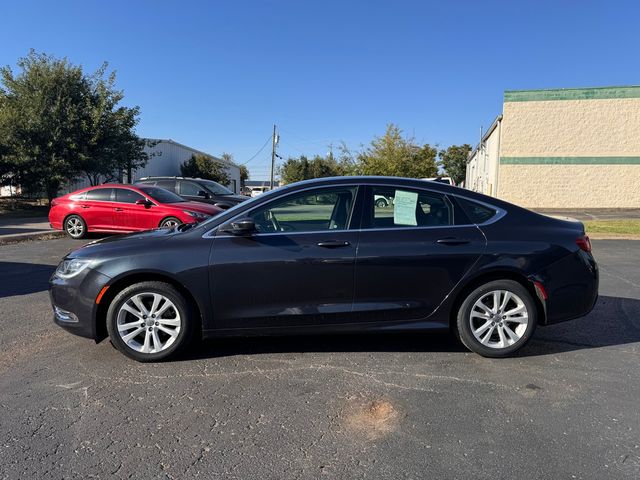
209;186;360;330
353;185;486;323
112;188;156;231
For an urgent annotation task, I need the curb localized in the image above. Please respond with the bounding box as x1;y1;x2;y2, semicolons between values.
0;230;66;246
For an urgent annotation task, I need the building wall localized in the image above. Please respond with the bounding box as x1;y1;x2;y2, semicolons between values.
474;86;640;209
133;140;241;194
64;139;241;194
466;119;501;196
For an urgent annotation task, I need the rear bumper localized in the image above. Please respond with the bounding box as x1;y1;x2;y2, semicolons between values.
535;250;599;325
49;268;111;339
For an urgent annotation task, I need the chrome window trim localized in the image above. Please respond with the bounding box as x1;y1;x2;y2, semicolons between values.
202;182;507;239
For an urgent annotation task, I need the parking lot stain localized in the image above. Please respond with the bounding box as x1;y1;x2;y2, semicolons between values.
344;399;399;440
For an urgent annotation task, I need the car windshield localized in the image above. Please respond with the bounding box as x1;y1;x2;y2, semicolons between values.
199;179;234;195
138;186;186;203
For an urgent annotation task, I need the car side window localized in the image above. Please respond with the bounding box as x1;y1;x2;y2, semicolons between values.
85;188;113;201
455;197;497;224
368;187;452;229
248;187;357;233
114;188;145;204
179;181;202;196
155;180;176;192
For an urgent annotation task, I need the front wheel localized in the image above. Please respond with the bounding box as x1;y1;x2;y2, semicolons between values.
159;217;182;228
106;281;195;362
456;280;537;357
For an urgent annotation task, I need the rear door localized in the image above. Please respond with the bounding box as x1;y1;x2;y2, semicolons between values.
353;185;486;323
80;188;115;230
209;186;360;329
154;179;177;193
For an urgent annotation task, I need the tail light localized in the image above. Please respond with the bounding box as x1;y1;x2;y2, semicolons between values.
51;198;58;207
576;234;592;253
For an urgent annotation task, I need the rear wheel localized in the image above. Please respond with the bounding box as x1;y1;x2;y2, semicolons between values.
456;280;537;357
106;281;195;362
375;197;388;208
64;215;87;239
159;217;182;228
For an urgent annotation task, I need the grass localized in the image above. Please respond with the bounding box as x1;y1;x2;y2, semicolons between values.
584;220;640;235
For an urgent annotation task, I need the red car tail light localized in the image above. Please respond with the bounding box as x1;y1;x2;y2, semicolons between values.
51;198;59;207
576;235;592;253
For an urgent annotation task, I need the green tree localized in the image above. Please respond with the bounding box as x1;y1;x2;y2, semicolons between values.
278;154;344;184
180;154;230;185
437;144;471;185
0;51;149;201
357;124;438;178
239;164;249;185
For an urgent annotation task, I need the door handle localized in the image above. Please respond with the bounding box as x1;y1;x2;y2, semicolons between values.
436;237;470;246
114;207;123;212
317;240;351;248
80;205;90;209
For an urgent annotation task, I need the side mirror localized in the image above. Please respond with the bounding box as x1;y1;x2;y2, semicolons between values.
197;190;210;198
223;217;256;235
135;199;152;208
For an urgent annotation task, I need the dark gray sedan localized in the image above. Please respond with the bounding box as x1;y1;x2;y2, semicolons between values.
49;176;598;362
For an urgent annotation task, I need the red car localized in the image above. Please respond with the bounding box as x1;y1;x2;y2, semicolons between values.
49;184;223;239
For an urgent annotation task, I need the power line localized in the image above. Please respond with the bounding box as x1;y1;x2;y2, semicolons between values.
241;134;273;165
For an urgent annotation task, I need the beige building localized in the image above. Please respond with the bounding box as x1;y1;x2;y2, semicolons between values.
466;86;640;209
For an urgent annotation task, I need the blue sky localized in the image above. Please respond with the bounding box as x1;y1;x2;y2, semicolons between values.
1;1;639;179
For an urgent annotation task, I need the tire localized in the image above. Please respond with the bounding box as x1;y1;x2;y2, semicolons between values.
159;217;182;228
456;280;537;358
106;281;196;362
64;214;87;239
375;198;388;208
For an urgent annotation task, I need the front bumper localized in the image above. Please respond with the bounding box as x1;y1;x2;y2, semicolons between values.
49;268;112;339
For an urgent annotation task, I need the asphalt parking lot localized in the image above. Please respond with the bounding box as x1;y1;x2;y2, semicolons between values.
0;238;639;479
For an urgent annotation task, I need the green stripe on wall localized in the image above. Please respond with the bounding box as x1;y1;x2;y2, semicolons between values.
504;86;640;102
500;156;640;165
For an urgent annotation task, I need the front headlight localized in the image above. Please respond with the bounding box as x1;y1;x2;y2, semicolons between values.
55;258;93;279
183;210;211;221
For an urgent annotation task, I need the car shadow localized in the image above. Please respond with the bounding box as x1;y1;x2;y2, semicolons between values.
180;295;640;360
0;261;56;298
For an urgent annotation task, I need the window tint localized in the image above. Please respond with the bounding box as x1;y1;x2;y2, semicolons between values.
155;180;176;192
249;187;356;233
456;197;496;224
199;179;233;195
368;187;452;228
138;186;186;204
179;181;202;196
114;188;145;204
85;188;113;201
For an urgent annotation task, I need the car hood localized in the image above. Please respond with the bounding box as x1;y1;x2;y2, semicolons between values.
217;194;247;204
177;201;223;215
68;227;179;259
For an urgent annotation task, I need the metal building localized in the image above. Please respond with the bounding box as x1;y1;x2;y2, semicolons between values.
65;138;241;194
131;139;241;194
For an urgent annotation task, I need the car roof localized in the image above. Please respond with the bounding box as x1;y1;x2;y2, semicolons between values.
274;176;528;214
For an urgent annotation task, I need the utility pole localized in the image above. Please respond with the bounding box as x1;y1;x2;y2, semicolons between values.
270;124;278;190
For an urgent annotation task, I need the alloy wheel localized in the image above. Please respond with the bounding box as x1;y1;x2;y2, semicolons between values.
469;289;529;349
116;292;182;354
66;218;84;237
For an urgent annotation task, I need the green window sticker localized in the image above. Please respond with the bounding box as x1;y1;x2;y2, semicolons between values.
393;190;418;226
